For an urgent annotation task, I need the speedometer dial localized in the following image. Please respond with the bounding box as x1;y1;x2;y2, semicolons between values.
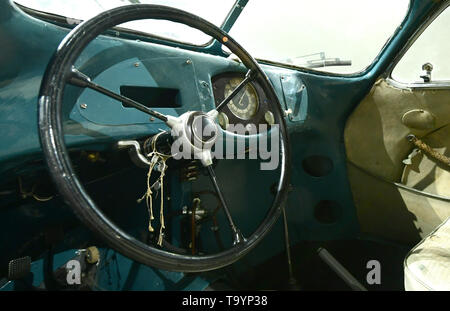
224;77;259;120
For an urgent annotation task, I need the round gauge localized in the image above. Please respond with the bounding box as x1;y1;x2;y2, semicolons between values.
218;112;229;129
223;77;259;120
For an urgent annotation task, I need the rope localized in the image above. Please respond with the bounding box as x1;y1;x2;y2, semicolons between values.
137;131;171;245
407;134;450;167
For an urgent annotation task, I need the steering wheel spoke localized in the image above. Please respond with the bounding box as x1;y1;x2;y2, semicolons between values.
215;69;257;112
206;165;245;245
68;66;168;122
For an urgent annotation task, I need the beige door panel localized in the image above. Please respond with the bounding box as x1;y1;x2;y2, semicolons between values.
348;164;450;243
344;79;450;243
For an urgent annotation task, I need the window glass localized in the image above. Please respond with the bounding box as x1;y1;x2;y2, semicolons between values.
14;0;235;45
392;6;450;83
229;0;410;74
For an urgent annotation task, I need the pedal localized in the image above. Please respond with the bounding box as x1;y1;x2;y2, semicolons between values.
8;256;31;280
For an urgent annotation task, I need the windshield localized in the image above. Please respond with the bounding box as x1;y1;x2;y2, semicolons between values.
14;0;236;45
229;0;410;74
16;0;410;74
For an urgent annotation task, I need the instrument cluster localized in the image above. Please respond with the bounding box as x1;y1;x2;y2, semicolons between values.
211;72;275;132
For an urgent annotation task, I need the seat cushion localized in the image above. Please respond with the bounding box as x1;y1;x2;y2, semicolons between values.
404;217;450;290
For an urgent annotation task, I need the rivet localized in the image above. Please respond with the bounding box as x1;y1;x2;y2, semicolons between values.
150;117;155;122
186;59;192;65
80;103;87;109
134;62;139;67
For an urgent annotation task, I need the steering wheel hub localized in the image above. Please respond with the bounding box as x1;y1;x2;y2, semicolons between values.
190;113;218;143
166;110;219;166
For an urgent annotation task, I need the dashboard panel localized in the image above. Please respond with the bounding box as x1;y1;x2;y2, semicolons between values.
0;1;308;167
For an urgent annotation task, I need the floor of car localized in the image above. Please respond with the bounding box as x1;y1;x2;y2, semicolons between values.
233;239;412;291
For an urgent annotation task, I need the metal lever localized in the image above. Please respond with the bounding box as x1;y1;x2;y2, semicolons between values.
117;140;150;167
317;248;367;291
281;206;301;290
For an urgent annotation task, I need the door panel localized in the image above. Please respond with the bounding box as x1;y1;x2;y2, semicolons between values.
401;124;450;197
344;79;450;243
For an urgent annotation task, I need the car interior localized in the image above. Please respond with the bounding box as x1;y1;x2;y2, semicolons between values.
0;0;449;291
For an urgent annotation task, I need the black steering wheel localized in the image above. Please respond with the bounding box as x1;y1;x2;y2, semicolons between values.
38;4;291;272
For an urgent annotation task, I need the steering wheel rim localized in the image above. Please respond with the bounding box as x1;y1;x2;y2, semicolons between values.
38;4;291;272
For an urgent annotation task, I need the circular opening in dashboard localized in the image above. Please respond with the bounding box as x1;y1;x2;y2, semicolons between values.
302;155;333;177
314;200;341;224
